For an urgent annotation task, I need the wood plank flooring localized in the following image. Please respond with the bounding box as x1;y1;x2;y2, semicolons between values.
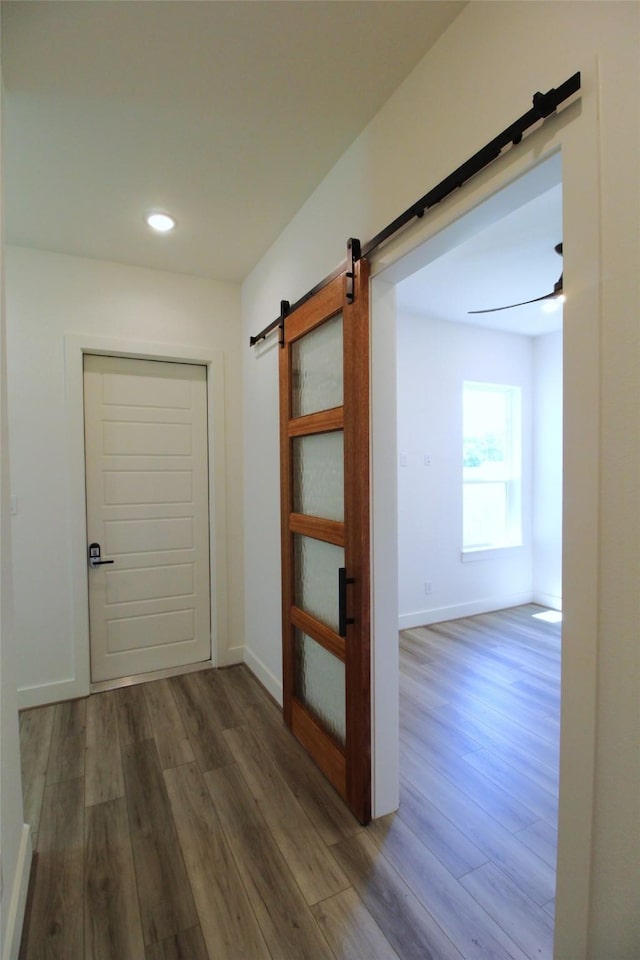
18;604;560;960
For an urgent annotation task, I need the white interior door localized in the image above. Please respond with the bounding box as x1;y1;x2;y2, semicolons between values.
84;354;211;682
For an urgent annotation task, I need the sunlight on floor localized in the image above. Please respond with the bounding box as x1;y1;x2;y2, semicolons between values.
532;609;563;624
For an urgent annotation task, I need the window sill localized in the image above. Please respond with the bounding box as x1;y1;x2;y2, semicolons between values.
461;545;523;563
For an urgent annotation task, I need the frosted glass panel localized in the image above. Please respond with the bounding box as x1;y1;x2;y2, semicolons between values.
295;630;345;745
291;313;343;417
294;535;344;633
292;431;344;521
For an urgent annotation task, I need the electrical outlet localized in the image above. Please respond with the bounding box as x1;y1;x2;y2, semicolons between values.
424;455;432;466
424;580;432;595
400;452;409;467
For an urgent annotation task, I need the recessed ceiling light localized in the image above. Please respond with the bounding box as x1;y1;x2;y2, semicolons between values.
146;212;176;233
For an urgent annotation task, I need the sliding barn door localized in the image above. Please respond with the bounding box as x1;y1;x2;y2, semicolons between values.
280;259;370;824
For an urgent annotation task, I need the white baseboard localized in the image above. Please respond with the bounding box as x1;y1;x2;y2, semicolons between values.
17;647;250;707
2;825;32;960
244;646;283;705
17;677;89;710
218;644;244;668
399;592;533;630
532;591;562;611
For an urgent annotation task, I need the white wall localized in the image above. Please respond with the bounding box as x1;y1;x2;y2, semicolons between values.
397;311;533;627
396;315;563;624
5;246;243;706
1;51;32;960
533;331;563;608
242;3;639;956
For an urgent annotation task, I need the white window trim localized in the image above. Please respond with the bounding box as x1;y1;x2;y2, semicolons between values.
460;545;525;563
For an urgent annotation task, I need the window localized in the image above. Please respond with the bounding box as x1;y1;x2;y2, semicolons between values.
463;381;522;551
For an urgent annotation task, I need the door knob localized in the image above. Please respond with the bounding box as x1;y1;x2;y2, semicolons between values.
88;542;114;568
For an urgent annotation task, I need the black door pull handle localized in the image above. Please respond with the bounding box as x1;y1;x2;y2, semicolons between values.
338;567;355;637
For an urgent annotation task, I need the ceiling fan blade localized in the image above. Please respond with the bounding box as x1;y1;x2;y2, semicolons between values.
468;291;557;314
468;241;564;315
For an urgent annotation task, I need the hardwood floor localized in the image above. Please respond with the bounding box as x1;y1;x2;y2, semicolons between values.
18;604;560;960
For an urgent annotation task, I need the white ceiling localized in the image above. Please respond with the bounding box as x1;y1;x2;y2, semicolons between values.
395;183;564;336
1;0;466;282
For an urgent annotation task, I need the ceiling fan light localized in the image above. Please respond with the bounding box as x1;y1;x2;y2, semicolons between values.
542;299;561;313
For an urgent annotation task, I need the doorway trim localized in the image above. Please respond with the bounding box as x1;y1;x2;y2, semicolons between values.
369;56;600;959
56;333;231;705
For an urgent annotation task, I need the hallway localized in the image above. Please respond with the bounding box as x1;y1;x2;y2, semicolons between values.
18;605;559;959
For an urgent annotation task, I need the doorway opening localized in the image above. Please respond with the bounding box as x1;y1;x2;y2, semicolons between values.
395;172;563;629
372;153;563;959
